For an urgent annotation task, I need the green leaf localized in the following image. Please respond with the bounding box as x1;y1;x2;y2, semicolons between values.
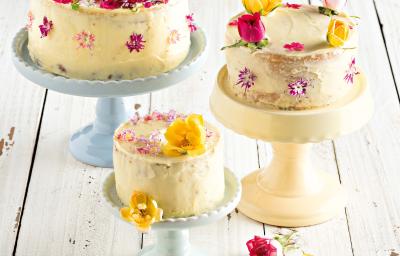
221;40;247;51
318;6;339;17
256;38;269;48
71;1;79;10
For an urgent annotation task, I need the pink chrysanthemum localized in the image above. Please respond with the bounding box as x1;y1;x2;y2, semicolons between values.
236;67;257;91
288;78;309;96
283;42;305;52
168;29;180;44
285;3;302;9
344;57;360;85
39;17;53;38
186;13;198;32
74;31;96;50
26;11;34;30
126;33;146;53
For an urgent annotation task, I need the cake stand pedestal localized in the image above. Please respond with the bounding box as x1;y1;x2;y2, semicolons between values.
210;66;374;227
12;28;208;168
102;168;241;256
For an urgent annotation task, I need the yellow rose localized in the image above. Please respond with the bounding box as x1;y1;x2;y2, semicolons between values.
327;18;350;47
120;191;163;232
162;114;206;157
242;0;282;16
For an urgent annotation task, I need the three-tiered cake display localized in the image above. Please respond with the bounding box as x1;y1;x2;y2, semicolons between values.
211;1;373;226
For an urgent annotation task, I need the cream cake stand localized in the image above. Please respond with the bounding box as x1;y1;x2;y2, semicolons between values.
102;168;241;256
209;66;374;227
12;27;208;168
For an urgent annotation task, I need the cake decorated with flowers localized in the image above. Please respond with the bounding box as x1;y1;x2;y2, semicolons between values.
27;0;197;80
222;0;360;110
113;111;224;226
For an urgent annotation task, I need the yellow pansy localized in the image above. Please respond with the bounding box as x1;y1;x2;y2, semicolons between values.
120;191;163;232
162;114;206;157
242;0;282;16
327;18;350;47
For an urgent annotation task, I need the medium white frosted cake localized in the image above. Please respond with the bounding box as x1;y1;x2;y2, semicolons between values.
223;3;360;110
27;0;195;80
113;111;224;218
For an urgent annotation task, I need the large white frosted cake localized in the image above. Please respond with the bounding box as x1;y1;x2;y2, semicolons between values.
113;111;224;218
27;0;194;80
223;3;360;110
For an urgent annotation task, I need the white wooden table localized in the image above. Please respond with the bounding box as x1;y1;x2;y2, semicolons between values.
1;0;400;255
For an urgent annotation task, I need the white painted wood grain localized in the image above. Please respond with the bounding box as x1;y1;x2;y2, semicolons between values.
0;0;46;254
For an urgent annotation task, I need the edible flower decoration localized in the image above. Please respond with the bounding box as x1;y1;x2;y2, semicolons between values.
237;67;257;91
39;17;53;38
120;191;163;232
283;42;304;52
344;57;360;85
126;33;146;53
162;114;206;157
288;78;309;97
26;11;34;30
242;0;282;16
247;236;281;256
285;3;302;9
74;31;96;50
186;13;198;32
327;18;350;47
222;13;269;51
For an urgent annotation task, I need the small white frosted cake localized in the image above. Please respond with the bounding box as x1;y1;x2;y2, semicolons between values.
27;0;194;80
113;111;224;218
224;4;360;110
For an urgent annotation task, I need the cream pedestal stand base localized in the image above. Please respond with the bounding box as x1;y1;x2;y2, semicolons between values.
210;66;374;227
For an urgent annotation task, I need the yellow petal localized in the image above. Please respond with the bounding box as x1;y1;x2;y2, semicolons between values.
120;207;135;222
162;143;187;157
243;0;264;14
187;145;206;157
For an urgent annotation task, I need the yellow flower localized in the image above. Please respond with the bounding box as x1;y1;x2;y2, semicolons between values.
162;114;206;157
242;0;282;16
327;18;350;47
120;191;163;232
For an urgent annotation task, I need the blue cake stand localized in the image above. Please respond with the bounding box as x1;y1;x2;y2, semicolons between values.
12;28;208;168
102;168;241;256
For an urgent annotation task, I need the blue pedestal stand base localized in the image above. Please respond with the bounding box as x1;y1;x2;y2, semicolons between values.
69;98;127;168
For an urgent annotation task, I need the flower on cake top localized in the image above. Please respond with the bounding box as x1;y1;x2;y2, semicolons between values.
186;13;198;32
120;191;163;232
126;33;146;53
162;114;206;157
285;3;302;9
237;67;257;91
26;11;34;30
53;0;72;3
327;18;350;47
322;0;347;11
39;17;53;38
242;0;282;16
74;31;96;50
116;129;136;142
283;42;304;52
344;57;360;85
288;78;309;97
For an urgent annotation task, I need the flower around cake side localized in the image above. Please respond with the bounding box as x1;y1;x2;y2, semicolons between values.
223;4;360;110
113;111;224;218
27;0;195;80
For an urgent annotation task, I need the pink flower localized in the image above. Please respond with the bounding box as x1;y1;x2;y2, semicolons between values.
74;31;96;50
229;19;238;26
246;236;277;256
238;13;265;43
53;0;72;3
237;67;257;91
288;78;309;96
186;13;197;32
116;129;136;142
344;57;360;85
322;0;347;11
39;17;53;38
126;33;146;53
285;3;302;9
99;0;123;9
283;42;304;52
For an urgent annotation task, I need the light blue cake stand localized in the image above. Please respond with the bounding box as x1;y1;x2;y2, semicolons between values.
12;28;208;168
102;168;241;256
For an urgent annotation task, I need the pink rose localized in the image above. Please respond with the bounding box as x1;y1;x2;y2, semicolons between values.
246;236;277;256
322;0;347;11
99;0;123;9
238;13;266;43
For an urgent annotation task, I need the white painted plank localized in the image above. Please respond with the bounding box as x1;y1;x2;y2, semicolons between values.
0;0;46;254
15;93;150;255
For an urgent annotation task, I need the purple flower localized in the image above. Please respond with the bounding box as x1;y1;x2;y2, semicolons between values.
126;33;146;53
39;16;53;38
288;78;309;96
186;13;197;32
236;67;257;91
344;57;360;85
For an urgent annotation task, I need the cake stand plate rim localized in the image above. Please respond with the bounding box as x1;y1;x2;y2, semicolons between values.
210;65;374;143
12;27;208;98
101;167;241;230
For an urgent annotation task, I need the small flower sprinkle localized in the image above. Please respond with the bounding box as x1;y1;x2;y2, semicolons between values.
168;29;181;44
39;17;53;38
344;57;360;85
116;129;136;142
126;33;146;53
74;31;96;50
236;67;257;91
288;78;309;97
283;42;305;52
228;19;238;26
285;3;302;9
186;13;198;32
